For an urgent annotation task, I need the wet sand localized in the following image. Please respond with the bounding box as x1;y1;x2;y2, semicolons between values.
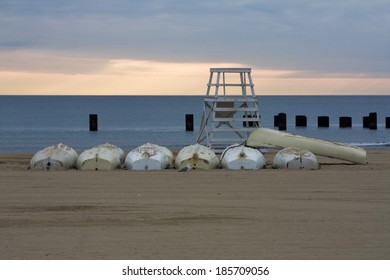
0;149;389;259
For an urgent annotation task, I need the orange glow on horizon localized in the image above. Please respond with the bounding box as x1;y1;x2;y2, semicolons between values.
0;51;389;95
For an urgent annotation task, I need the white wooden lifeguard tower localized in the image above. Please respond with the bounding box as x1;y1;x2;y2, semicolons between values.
197;68;261;152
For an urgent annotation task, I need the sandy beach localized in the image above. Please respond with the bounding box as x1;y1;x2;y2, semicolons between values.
0;149;389;260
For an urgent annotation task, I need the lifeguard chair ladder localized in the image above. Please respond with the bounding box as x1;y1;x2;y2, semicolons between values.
197;68;260;152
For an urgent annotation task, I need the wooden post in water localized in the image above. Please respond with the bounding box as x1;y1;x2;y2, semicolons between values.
278;113;287;131
339;116;352;128
318;116;329;127
369;112;377;130
363;116;370;128
274;115;279;127
89;114;98;131
185;114;194;131
386;117;390;129
295;115;307;127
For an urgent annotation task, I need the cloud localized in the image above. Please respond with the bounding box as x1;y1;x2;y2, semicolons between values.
0;0;389;94
0;50;106;74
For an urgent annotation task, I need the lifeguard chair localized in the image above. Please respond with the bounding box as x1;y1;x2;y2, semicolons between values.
197;68;261;152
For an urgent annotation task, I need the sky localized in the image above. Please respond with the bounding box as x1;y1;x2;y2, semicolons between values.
1;0;389;95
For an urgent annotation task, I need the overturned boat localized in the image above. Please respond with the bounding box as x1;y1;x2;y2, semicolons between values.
125;143;173;170
247;127;367;164
30;143;78;170
76;143;125;171
221;144;266;170
175;143;219;170
273;147;319;170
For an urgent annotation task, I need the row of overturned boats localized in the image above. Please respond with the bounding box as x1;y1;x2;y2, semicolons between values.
29;128;368;171
30;142;268;171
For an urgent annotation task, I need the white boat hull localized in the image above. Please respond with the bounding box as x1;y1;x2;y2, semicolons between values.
175;143;219;170
76;143;125;171
247;127;367;164
30;143;78;170
125;143;173;170
273;147;319;169
221;144;266;170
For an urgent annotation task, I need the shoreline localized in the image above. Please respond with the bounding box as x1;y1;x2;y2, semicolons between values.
0;140;388;157
0;147;389;171
0;149;389;259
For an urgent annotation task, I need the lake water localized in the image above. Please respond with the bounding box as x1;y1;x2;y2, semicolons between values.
0;95;389;153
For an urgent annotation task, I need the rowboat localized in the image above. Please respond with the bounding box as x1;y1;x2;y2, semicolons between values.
246;127;367;164
76;143;125;171
175;143;219;170
30;143;78;170
221;144;266;170
125;143;173;170
273;147;319;169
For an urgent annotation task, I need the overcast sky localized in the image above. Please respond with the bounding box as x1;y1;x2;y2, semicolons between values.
1;0;389;94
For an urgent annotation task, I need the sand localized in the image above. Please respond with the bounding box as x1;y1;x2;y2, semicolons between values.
0;149;389;260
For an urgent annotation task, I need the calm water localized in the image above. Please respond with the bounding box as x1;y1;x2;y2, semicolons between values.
0;95;389;153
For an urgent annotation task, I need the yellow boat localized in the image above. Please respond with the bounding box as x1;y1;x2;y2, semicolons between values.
247;127;367;164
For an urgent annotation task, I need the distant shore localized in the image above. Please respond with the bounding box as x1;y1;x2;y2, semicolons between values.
0;149;389;259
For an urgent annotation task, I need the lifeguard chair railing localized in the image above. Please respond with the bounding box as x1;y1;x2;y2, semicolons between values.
197;68;261;152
